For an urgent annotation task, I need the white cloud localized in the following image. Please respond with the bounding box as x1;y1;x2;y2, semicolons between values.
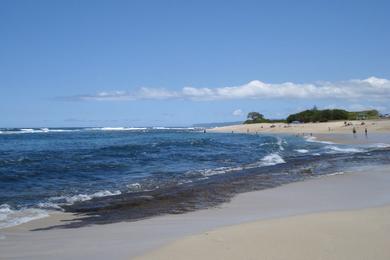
64;76;390;102
232;109;243;116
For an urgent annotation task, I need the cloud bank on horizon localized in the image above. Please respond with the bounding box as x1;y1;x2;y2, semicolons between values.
63;77;390;104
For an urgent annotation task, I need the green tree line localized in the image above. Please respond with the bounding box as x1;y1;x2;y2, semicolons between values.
243;108;379;124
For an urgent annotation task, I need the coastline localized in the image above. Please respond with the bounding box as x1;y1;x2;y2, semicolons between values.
209;119;390;145
1;163;390;259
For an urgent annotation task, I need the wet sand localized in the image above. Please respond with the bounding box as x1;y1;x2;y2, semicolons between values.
313;132;390;145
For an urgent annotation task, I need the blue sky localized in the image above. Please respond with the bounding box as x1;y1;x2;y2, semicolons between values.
1;0;389;127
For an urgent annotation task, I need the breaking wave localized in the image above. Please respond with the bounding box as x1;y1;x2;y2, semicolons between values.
46;190;122;206
0;204;49;229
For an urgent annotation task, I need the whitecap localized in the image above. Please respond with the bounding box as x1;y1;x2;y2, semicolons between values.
276;137;285;151
304;136;334;144
152;127;195;130
325;145;363;153
92;127;147;131
259;153;286;166
295;149;309;153
127;183;142;191
49;190;121;205
199;166;244;177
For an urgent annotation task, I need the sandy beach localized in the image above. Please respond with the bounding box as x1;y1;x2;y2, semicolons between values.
1;163;390;259
209;119;390;136
138;206;390;260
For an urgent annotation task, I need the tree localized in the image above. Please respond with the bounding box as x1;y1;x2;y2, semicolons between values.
286;108;350;123
247;112;264;121
243;112;268;124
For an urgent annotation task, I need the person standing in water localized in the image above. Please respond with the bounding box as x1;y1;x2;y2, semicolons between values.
352;127;357;137
365;127;368;136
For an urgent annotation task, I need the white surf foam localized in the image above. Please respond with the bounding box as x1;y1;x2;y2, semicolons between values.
304;136;334;144
327;171;345;176
91;127;147;131
295;149;309;153
0;128;80;134
276;137;285;151
48;190;122;205
0;204;49;229
199;166;244;177
325;145;364;153
152;127;195;130
196;153;286;177
368;143;390;148
259;153;286;166
37;202;63;210
127;182;142;191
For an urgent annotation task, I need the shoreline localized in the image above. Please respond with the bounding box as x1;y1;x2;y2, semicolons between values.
209;119;390;146
1;163;390;259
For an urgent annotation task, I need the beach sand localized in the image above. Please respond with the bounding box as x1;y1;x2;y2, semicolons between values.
1;164;390;259
209;119;390;135
138;206;390;260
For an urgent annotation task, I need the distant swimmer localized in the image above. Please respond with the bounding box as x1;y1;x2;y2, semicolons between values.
203;129;206;133
352;127;356;136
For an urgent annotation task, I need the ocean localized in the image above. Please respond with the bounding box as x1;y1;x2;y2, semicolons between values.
1;127;389;229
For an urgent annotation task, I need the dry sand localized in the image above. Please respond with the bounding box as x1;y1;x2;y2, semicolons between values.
138;205;390;260
209;119;390;135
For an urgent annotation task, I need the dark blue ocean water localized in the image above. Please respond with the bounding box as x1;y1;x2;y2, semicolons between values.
1;127;389;228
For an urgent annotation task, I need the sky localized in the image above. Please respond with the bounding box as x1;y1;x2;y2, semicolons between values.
1;0;389;127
